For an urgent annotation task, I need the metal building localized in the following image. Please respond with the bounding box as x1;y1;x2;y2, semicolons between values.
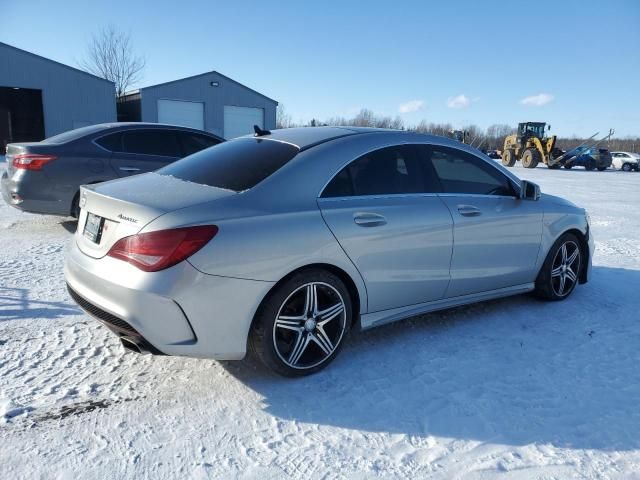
118;71;277;139
0;42;116;148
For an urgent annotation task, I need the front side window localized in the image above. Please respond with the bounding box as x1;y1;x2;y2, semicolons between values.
122;130;181;157
429;146;515;196
322;145;426;197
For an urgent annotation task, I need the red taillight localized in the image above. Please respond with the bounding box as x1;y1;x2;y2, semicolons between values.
107;225;218;272
13;154;57;170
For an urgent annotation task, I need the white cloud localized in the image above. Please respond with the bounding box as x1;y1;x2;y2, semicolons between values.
398;100;425;114
447;94;471;109
520;93;554;106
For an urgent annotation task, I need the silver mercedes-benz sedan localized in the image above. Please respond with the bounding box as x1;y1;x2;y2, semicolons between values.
65;127;594;376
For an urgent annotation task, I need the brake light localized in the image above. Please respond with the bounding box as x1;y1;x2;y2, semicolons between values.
13;154;57;170
107;225;218;272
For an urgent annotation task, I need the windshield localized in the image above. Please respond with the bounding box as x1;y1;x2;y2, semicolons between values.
158;138;300;192
520;123;545;138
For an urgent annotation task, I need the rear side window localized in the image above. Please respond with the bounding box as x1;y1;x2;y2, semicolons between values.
95;132;123;151
429;146;515;196
158;138;300;192
322;145;426;197
179;132;221;156
122;130;181;157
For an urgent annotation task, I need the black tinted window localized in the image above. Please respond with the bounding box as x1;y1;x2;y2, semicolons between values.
122;130;181;157
429;146;514;196
95;133;122;151
158;138;299;192
322;145;425;197
180;132;221;156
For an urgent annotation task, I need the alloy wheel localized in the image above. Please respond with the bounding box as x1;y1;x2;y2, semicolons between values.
272;282;346;370
550;240;581;297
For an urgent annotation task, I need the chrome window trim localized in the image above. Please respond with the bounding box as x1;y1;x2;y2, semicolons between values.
317;192;518;202
317;140;522;199
91;127;219;157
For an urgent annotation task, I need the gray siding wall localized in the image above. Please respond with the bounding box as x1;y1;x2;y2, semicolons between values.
0;43;117;137
139;72;276;138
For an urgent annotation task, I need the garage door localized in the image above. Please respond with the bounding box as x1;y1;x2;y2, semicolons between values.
157;99;204;130
224;106;264;139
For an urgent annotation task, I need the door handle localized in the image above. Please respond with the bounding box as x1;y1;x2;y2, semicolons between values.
457;204;481;217
353;212;387;227
119;167;141;172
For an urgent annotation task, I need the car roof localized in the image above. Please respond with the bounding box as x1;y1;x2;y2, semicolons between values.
42;122;223;144
255;126;403;150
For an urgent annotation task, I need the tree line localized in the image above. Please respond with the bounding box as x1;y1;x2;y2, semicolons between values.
277;106;640;153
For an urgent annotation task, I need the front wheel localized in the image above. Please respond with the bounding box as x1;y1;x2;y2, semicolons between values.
535;233;582;301
622;163;632;172
249;269;352;376
521;148;541;168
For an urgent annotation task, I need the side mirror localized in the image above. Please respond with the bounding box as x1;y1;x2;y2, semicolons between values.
520;180;541;201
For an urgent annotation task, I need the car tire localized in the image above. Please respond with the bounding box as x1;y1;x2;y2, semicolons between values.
534;232;583;301
622;163;632;172
597;166;607;171
521;148;541;168
71;192;81;218
564;164;573;170
501;149;516;167
249;269;352;377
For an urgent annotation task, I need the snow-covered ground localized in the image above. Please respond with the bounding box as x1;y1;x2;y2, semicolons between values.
1;164;639;479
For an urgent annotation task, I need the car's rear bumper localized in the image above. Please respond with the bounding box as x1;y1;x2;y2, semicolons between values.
64;239;275;360
1;170;73;216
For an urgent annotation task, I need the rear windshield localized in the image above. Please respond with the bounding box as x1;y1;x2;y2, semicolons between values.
42;124;109;144
158;138;300;192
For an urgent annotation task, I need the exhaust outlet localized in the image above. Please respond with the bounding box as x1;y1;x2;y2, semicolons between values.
120;336;150;355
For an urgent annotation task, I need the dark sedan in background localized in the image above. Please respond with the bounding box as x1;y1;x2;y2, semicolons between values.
1;123;223;217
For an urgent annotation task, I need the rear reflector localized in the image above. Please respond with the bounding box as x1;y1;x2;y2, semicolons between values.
107;225;218;272
12;154;57;170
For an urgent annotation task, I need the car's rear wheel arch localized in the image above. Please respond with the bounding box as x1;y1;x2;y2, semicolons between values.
252;263;361;331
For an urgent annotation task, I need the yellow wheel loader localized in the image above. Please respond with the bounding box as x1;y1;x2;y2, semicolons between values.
501;122;563;169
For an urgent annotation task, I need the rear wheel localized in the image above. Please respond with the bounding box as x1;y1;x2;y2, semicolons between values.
521;148;541;168
71;192;81;218
249;269;352;376
501;149;516;167
535;233;582;301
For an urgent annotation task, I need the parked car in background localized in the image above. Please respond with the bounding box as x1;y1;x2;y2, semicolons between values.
562;146;612;171
486;150;501;159
65;127;593;376
611;152;639;171
2;123;224;217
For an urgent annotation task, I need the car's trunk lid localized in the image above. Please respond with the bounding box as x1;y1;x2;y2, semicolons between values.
76;172;236;258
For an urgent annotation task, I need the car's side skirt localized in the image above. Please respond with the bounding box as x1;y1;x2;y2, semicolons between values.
362;283;535;329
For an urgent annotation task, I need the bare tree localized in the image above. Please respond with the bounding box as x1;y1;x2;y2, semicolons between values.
276;104;293;129
80;25;145;98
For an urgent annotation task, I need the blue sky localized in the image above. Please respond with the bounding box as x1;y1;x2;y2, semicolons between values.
3;0;639;137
